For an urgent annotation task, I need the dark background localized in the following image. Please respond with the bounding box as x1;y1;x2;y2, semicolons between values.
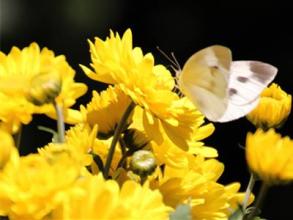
1;0;293;219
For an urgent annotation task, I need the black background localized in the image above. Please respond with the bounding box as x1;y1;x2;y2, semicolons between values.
1;0;293;219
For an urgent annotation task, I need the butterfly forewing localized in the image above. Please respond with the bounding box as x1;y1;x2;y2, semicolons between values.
178;45;233;121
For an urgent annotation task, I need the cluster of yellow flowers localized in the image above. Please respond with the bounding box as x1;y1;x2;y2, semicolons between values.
0;29;292;220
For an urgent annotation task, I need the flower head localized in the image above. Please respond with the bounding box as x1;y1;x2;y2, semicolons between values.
247;83;291;129
81;85;132;138
245;129;293;184
0;129;18;170
0;43;87;132
0;151;81;219
150;162;245;220
49;174;172;220
81;29;201;150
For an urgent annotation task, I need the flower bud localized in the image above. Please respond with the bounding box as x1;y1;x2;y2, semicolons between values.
247;83;291;129
130;150;157;177
27;72;61;106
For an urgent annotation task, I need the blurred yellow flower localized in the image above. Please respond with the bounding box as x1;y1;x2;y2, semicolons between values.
39;124;98;168
50;174;172;220
0;129;18;170
81;85;132;138
81;29;200;150
246;129;293;184
0;43;87;132
247;83;291;129
151;164;245;220
0;151;80;219
0;93;35;133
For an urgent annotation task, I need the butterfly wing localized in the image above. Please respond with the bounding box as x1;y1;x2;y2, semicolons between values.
216;61;278;122
178;45;232;121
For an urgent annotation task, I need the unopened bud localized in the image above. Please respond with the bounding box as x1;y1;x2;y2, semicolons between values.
130;150;157;177
27;72;61;106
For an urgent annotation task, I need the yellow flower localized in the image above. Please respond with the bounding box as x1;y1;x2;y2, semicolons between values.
0;93;35;133
81;29;199;150
38;124;98;168
151;164;244;220
0;43;87;132
0;129;18;170
91;137;122;176
245;129;293;184
81;85;132;138
131;101;217;169
247;83;291;129
65;123;98;166
0;151;81;219
49;174;172;220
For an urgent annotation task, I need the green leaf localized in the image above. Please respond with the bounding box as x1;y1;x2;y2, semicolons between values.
38;126;59;143
229;208;244;220
169;204;192;220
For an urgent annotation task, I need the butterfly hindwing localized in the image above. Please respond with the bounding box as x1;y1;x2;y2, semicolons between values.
227;61;278;105
216;61;278;122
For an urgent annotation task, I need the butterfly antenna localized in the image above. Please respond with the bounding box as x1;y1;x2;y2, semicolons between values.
156;46;180;70
171;52;181;71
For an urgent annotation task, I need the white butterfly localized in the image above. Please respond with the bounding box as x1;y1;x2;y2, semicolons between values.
175;45;278;122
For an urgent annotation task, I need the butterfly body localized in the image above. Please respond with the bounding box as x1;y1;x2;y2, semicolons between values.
177;45;278;122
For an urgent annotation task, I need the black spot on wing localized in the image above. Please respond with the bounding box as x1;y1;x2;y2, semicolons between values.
249;62;275;83
237;76;249;83
229;88;237;96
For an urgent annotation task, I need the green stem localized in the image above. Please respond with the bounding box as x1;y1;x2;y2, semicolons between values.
53;101;65;143
118;138;128;168
140;175;147;185
119;137;127;156
103;101;135;179
13;125;22;149
246;182;269;220
243;173;256;210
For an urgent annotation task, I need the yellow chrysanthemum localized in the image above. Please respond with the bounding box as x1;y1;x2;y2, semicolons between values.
0;93;35;133
246;129;293;184
151;165;244;220
0;43;87;132
38;124;98;168
148;150;251;220
247;83;291;129
0;129;18;170
0;151;81;220
81;85;132;138
65;123;98;166
131;102;217;169
49;174;172;220
81;29;200;149
91;137;122;176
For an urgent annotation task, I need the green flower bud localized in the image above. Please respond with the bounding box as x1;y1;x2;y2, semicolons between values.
130;150;157;177
27;72;61;106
